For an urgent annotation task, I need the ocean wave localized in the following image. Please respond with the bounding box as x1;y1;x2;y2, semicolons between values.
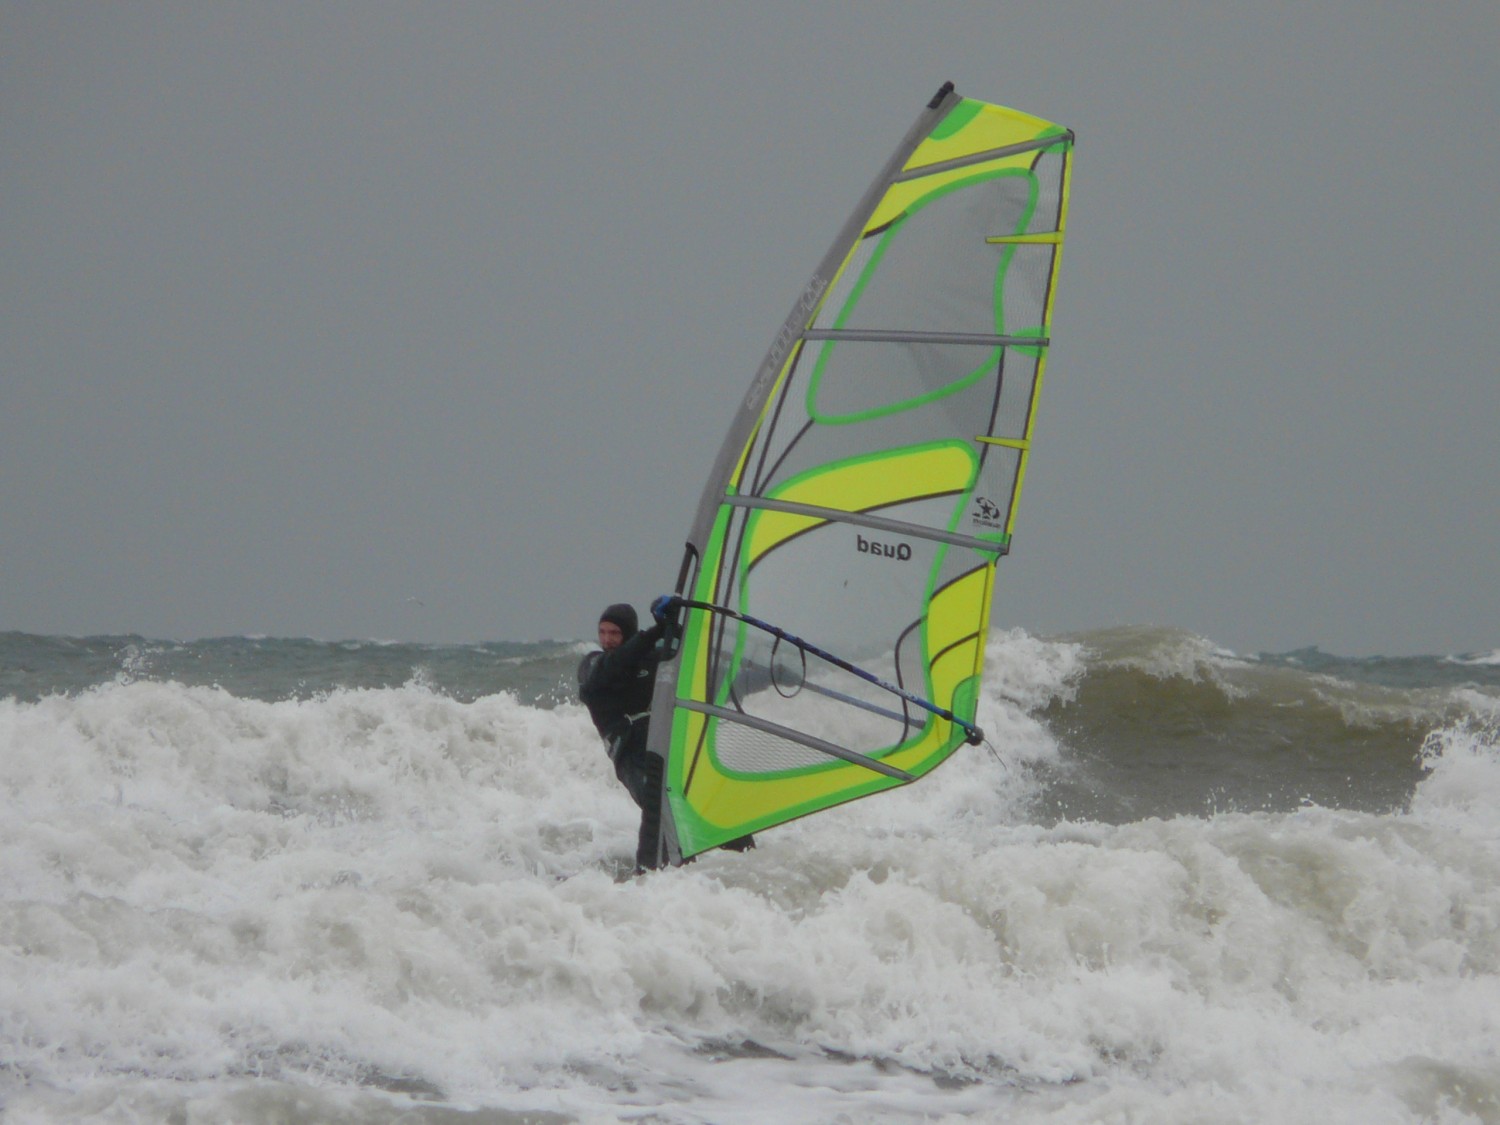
1448;648;1500;667
2;668;1498;1121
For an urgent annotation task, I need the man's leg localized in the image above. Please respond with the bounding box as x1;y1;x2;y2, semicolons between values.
633;751;664;872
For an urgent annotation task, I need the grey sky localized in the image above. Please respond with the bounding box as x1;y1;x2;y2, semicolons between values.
2;2;1496;656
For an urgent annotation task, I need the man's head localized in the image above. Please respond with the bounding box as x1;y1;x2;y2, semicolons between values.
597;603;638;651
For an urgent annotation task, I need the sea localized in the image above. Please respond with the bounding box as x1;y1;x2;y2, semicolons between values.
2;626;1498;1124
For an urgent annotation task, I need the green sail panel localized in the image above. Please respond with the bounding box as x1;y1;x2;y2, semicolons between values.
647;85;1074;864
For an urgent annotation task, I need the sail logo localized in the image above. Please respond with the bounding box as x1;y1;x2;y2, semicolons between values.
857;533;912;561
972;497;1004;529
747;274;828;410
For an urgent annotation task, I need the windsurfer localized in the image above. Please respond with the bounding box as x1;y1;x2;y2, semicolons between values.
578;598;753;871
577;601;668;871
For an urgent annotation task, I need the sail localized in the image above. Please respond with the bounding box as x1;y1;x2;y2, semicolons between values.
647;83;1074;864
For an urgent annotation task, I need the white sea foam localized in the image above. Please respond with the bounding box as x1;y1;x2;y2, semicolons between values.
1448;649;1500;667
2;634;1498;1123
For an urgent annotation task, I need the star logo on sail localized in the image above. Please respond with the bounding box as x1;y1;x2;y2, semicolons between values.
972;497;1004;528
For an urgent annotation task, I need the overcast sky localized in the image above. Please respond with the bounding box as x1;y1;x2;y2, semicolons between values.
3;2;1496;656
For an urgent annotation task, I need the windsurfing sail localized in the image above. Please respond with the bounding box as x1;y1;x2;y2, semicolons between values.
645;82;1074;865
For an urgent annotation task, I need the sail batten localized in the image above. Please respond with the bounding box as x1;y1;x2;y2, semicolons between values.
724;495;1007;554
803;328;1049;347
894;132;1074;181
647;86;1074;864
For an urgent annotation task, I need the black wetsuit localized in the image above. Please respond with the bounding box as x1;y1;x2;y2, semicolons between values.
578;623;668;870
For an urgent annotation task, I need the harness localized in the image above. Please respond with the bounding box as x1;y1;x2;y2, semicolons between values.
607;710;652;761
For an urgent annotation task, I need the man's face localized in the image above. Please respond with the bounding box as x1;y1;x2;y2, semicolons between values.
598;621;625;651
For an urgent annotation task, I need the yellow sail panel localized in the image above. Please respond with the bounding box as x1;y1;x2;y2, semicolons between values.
648;85;1074;863
870;147;1060;236
745;443;977;564
904;99;1061;171
926;567;990;691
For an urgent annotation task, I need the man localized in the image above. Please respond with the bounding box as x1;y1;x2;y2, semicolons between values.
578;598;753;872
577;600;672;871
